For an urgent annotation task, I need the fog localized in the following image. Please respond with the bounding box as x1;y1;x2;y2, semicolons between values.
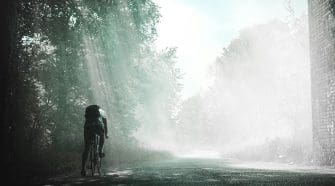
134;1;312;164
6;0;329;183
76;0;311;164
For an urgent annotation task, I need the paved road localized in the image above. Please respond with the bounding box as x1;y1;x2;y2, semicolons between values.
44;158;335;185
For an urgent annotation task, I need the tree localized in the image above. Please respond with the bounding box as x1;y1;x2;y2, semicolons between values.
2;0;181;181
177;16;311;161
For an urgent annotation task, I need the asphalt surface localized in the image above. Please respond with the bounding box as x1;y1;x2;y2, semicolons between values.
43;158;335;185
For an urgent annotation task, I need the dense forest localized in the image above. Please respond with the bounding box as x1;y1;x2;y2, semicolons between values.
0;0;181;182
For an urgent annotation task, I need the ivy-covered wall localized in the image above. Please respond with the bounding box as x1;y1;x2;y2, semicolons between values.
309;0;335;165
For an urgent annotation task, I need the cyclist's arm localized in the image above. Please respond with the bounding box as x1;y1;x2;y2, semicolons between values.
103;117;108;138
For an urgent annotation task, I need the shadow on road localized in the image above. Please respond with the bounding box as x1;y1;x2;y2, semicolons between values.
42;158;335;185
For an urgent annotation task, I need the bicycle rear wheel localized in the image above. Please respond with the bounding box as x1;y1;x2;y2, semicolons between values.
97;153;102;175
89;136;97;176
95;135;102;176
89;146;94;176
88;134;103;176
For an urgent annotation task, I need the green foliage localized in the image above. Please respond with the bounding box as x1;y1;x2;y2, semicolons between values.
10;0;180;177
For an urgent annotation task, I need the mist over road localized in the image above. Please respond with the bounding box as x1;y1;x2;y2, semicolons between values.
45;158;335;185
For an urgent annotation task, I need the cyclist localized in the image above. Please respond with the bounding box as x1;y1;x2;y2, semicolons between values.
81;104;108;176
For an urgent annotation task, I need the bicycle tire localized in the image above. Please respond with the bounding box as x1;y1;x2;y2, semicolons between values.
90;135;97;176
97;150;102;176
90;143;94;176
88;134;103;176
95;135;101;176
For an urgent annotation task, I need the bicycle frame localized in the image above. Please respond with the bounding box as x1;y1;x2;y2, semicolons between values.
89;134;102;176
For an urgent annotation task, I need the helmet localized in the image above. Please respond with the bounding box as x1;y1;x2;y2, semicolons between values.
85;104;100;119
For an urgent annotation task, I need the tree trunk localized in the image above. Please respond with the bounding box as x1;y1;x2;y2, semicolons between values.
0;0;19;181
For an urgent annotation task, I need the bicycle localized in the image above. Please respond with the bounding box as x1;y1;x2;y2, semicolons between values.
88;134;103;176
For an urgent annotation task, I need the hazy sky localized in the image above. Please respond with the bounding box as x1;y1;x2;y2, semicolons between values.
154;0;307;99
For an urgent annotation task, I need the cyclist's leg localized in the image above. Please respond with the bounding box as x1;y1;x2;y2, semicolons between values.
98;134;105;154
94;125;105;156
81;126;93;174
